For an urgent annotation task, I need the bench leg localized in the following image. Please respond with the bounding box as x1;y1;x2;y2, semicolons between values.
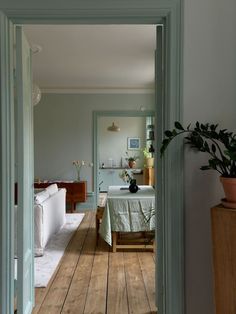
112;232;117;253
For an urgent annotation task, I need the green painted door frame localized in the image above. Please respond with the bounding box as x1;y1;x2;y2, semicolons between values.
0;1;183;313
0;12;15;314
16;26;34;314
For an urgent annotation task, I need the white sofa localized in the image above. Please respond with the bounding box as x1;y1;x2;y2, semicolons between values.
34;184;66;256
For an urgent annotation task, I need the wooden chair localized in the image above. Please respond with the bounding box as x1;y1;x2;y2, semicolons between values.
96;206;105;245
95;192;107;245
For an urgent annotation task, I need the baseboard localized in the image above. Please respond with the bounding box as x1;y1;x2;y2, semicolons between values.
75;192;96;212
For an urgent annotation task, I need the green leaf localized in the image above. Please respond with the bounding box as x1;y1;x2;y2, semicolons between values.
204;141;210;152
200;165;211;171
210;124;218;131
225;150;236;161
174;121;184;130
209;159;218;170
201;123;207;131
172;129;177;136
160;139;171;156
164;130;173;137
211;144;216;153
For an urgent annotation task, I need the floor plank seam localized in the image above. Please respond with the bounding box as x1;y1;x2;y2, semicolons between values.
36;212;92;313
80;216;97;314
60;212;95;313
34;211;157;314
105;246;112;314
80;253;96;314
123;250;131;314
82;245;105;314
137;253;154;313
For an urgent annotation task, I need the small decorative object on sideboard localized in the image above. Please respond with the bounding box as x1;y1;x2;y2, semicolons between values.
72;160;93;182
125;151;139;169
160;121;236;208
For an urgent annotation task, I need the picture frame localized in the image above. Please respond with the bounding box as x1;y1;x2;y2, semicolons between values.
127;137;140;150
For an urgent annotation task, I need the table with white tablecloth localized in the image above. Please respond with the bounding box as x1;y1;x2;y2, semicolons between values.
99;185;155;251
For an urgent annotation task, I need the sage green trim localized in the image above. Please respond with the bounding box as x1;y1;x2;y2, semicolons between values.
16;26;34;314
0;2;184;313
0;12;15;314
156;24;165;313
155;8;184;314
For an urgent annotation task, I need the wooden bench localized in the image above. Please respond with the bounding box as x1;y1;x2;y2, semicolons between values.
96;207;105;245
95;193;107;244
112;231;155;253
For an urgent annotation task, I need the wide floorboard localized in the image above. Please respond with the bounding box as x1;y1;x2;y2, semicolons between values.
33;211;157;314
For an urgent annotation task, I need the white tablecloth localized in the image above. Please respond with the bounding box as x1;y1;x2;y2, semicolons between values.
99;185;155;246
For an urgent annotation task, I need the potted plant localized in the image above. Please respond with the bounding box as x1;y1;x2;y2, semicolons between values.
161;121;236;313
143;147;154;168
72;160;93;182
160;121;236;207
125;151;139;169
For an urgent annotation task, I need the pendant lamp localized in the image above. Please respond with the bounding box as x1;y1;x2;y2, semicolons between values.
107;122;120;132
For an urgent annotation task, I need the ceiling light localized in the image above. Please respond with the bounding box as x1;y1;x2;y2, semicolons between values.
32;84;42;106
107;122;120;132
31;44;42;54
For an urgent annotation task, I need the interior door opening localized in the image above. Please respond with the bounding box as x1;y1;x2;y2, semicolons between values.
13;23;162;312
1;4;184;314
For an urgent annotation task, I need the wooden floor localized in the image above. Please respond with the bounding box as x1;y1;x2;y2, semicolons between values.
33;211;157;314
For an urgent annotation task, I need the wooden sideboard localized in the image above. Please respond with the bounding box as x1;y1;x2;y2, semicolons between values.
143;167;155;186
211;205;236;314
34;181;87;212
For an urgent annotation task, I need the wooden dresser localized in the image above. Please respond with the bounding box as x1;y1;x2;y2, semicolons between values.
34;181;87;212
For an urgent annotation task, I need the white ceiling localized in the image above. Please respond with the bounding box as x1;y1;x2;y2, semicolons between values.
23;25;156;92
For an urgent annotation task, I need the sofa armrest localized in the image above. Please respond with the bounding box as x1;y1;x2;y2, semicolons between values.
34;188;66;256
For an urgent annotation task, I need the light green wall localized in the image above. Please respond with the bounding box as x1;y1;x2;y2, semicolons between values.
98;116;146;169
34;93;155;191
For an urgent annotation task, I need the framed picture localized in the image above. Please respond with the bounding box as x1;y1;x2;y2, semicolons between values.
127;137;140;150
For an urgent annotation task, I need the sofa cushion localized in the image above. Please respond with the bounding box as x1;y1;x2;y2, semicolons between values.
34;190;50;204
45;183;58;196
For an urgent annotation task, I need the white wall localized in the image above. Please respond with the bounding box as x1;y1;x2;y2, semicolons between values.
34;93;155;191
98;116;146;168
183;0;236;313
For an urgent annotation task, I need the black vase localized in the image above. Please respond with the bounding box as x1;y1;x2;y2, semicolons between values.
129;179;139;193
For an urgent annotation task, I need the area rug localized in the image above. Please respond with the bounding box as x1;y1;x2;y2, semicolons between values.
34;213;84;287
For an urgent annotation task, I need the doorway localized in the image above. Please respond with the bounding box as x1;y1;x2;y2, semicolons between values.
26;24;157;313
0;6;183;314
